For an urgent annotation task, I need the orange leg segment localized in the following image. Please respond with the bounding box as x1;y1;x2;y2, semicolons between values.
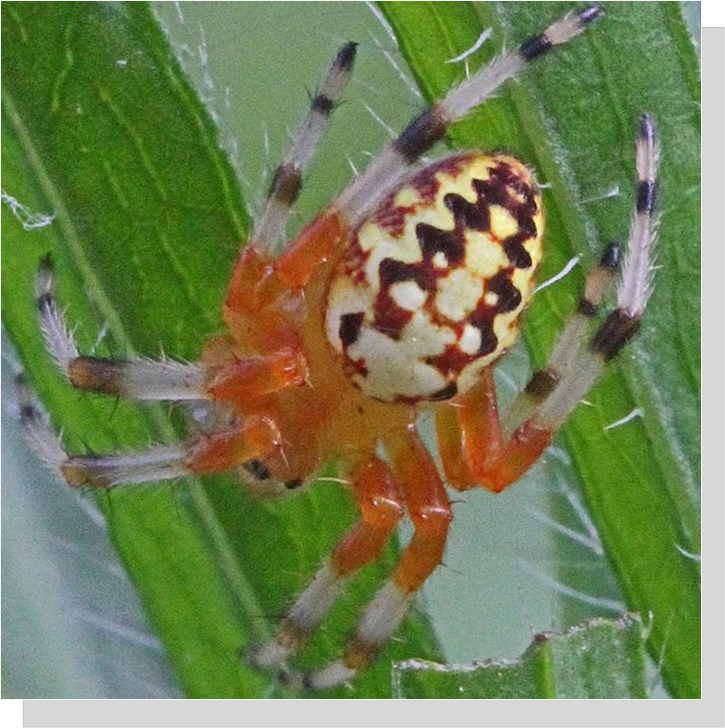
223;246;302;356
206;350;308;404
386;428;452;593
273;211;346;289
186;417;281;474
330;457;404;577
223;212;346;359
226;212;345;310
436;403;476;491
225;246;278;315
455;368;553;493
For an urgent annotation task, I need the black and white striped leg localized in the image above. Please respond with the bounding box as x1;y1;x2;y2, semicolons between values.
503;241;620;434
511;115;659;434
253;42;357;252
14;371;188;487
335;5;602;226
16;369;279;489
36;255;206;400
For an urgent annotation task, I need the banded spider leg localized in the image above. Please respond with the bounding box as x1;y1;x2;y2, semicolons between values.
437;115;659;495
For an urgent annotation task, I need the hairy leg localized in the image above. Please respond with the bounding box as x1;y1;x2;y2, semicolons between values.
252;455;404;671
333;6;602;227
254;7;604;296
16;373;280;489
442;117;659;493
288;428;452;690
252;42;357;254
36;255;307;402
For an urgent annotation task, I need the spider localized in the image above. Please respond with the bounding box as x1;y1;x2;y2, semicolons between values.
17;5;660;691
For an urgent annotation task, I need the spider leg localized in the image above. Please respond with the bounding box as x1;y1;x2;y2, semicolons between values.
250;42;357;254
284;429;451;691
440;116;659;493
440;367;548;493
333;6;602;227
251;7;603;295
528;114;659;431
252;455;403;670
36;256;307;401
502;241;621;437
436;243;617;490
15;374;281;488
225;43;357;302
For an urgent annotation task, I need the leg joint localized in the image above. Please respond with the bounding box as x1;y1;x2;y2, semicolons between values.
409;503;453;533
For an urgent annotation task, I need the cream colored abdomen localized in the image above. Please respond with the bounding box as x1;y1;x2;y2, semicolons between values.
325;152;544;403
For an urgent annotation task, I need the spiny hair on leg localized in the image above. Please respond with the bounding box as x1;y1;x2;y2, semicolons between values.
67;355;207;400
35;254;80;374
532;116;659;432
35;255;207;400
14;371;68;475
618;113;660;317
15;367;194;489
59;446;190;489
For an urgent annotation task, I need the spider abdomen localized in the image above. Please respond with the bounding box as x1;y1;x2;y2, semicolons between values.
325;153;544;403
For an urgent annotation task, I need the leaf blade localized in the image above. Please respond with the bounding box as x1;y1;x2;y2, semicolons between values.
393;614;648;699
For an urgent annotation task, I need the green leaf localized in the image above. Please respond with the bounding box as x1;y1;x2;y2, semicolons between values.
393;614;647;698
379;0;700;699
2;2;440;698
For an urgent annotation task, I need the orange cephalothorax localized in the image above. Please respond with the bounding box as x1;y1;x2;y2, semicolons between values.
325;153;543;402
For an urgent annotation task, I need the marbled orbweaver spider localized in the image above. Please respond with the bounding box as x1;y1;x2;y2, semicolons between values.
18;5;661;691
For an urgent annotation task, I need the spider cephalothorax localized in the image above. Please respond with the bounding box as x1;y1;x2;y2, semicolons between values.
19;5;660;691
